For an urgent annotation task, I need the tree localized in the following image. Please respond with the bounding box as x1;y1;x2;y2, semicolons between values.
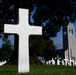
42;39;56;60
0;0;76;64
30;0;76;38
29;35;56;61
0;0;18;64
0;40;13;61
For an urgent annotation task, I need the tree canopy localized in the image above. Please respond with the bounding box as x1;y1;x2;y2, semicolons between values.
30;0;76;37
0;0;76;38
29;35;56;63
0;40;13;61
0;0;76;64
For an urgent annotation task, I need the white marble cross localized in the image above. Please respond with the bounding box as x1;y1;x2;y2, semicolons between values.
57;58;61;65
63;58;68;66
68;58;72;66
46;60;51;65
51;58;55;65
4;9;42;73
72;59;75;66
62;60;65;65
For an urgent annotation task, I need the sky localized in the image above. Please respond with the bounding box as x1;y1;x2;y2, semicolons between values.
52;20;76;49
0;35;14;48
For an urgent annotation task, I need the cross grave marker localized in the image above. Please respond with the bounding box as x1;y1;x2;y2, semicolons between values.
4;8;42;73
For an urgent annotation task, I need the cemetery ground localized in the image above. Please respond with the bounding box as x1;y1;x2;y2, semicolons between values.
0;65;76;75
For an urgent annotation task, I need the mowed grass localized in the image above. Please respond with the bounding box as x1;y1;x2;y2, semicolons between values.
0;65;76;75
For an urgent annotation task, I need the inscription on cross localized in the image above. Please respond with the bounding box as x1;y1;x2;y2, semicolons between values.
4;9;42;73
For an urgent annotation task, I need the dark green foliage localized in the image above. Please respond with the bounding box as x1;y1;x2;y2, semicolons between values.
7;35;18;65
30;54;42;65
43;40;56;60
0;0;76;37
0;0;18;34
0;40;13;61
29;35;56;61
30;0;76;37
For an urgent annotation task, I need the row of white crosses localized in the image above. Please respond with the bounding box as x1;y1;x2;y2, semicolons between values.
0;60;7;66
4;9;42;73
44;58;76;66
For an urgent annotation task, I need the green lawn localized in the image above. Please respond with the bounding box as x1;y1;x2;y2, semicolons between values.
0;65;76;75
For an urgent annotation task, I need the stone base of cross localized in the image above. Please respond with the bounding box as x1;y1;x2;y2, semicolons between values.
4;9;42;73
